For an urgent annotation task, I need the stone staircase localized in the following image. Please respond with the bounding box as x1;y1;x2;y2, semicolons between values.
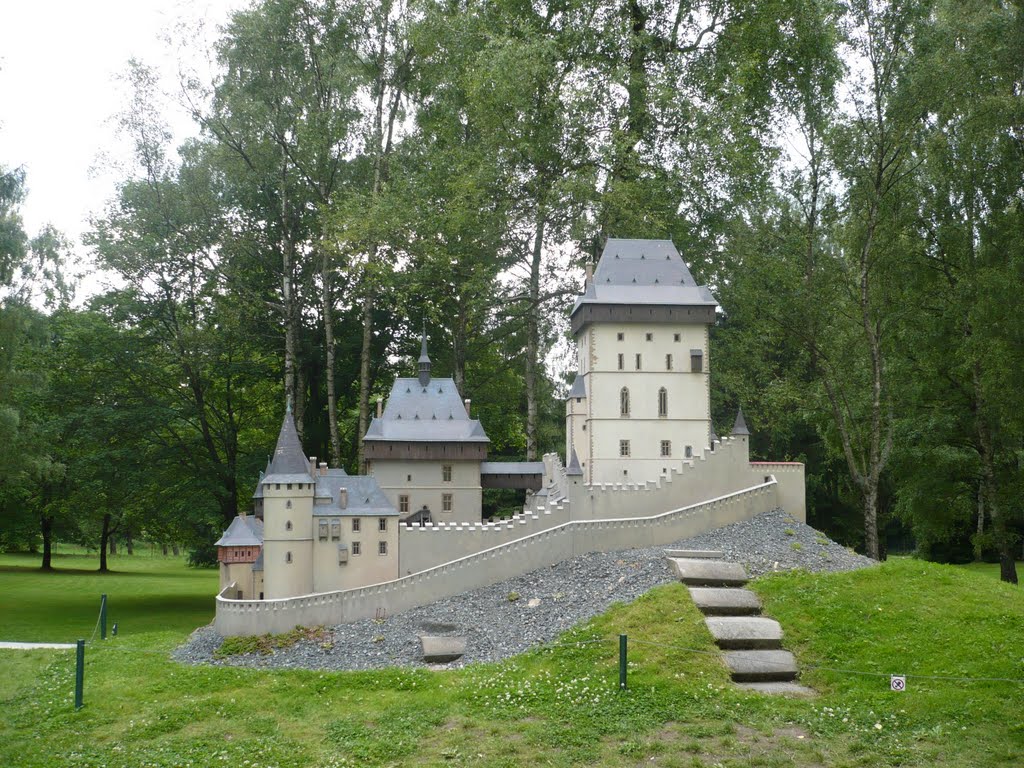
666;550;814;696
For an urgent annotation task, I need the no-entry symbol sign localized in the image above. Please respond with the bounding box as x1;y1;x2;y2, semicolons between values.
890;675;906;691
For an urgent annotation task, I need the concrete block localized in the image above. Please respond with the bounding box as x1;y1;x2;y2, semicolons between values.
734;681;815;696
665;549;724;559
668;558;748;586
723;650;798;682
705;616;783;649
420;635;466;663
688;587;762;616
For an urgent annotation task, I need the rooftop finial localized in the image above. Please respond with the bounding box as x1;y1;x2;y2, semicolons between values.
418;323;431;387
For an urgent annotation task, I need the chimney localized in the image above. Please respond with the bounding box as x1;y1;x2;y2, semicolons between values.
309;456;317;475
338;488;348;509
464;398;471;416
318;461;327;477
584;260;594;287
376;397;383;418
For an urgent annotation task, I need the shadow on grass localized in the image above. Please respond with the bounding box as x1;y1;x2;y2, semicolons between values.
0;564;216;577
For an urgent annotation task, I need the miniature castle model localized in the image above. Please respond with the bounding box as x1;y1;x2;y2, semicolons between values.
215;239;806;636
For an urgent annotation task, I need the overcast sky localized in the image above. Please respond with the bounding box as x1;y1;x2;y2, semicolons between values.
0;0;242;276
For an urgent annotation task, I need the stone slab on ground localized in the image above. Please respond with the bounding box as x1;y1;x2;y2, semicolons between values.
664;549;723;560
668;558;748;587
0;642;76;650
723;649;798;682
688;587;762;616
419;635;467;663
705;616;783;650
735;681;816;697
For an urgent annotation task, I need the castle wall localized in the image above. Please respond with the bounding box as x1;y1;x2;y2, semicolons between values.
371;459;482;524
215;479;779;637
312;515;399;591
750;462;806;521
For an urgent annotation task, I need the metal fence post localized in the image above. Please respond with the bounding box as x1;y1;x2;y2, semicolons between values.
100;594;107;640
74;639;85;710
619;634;628;690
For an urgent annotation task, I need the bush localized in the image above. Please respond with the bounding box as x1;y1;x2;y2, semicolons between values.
187;541;219;568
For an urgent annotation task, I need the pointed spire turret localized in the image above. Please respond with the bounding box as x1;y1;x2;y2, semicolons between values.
566;448;583;476
418;324;432;387
267;407;311;477
731;407;750;436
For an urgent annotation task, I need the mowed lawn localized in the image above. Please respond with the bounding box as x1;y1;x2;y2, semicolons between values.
0;549;217;642
1;555;1022;767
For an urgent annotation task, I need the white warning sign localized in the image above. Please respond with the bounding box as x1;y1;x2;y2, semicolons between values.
890;675;906;692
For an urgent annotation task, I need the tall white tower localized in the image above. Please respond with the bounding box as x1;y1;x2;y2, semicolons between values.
566;239;718;485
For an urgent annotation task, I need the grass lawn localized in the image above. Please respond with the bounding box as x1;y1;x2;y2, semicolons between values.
0;549;217;642
958;560;1024;580
1;557;1022;767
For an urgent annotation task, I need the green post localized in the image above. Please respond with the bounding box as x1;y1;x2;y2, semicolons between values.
619;634;628;690
74;639;85;710
100;594;107;640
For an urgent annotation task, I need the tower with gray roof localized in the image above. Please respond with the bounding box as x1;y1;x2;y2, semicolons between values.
363;330;489;524
566;238;718;484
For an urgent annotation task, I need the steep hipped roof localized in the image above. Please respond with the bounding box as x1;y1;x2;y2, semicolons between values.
265;406;313;481
363;377;489;443
566;448;584;476
566;373;586;399
215;514;264;547
312;469;398;517
571;239;717;316
732;407;750;436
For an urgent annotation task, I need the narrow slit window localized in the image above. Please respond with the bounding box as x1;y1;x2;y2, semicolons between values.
617;353;624;370
620;387;630;417
690;349;703;373
658;387;668;417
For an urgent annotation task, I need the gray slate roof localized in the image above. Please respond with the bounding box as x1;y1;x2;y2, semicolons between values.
265;408;313;482
566;448;583;476
480;461;545;476
572;239;718;315
566;373;586;399
312;469;398;517
732;407;750;436
363;377;489;443
215;514;264;547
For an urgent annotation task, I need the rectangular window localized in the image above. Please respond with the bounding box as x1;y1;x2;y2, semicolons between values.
690;349;703;373
318;520;328;541
645;332;653;341
635;353;641;370
378;517;388;532
378;541;388;556
685;445;693;458
674;333;681;342
352;518;361;532
661;440;671;457
617;332;624;341
352;541;361;555
619;440;630;457
399;495;409;513
443;493;453;512
617;353;624;370
330;520;341;541
442;464;452;482
666;354;673;371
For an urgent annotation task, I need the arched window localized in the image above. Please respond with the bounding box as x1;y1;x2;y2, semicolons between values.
620;387;630;417
285;520;293;531
286;500;292;509
658;387;668;417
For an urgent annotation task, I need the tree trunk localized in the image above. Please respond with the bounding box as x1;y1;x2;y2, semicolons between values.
40;514;53;571
162;543;169;556
125;528;134;555
109;537;117;556
99;513;111;572
974;380;1018;584
357;287;374;473
525;212;545;461
281;150;300;437
322;249;342;467
172;543;180;556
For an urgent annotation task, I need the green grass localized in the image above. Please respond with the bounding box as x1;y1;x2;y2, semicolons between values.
1;557;1022;767
958;560;1024;580
0;550;217;641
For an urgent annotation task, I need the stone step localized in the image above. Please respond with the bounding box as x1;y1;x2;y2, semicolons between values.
419;635;466;663
664;549;723;560
724;650;798;682
705;616;783;650
668;558;748;587
688;587;762;616
735;681;816;697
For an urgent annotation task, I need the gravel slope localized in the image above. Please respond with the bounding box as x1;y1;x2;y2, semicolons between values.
172;509;873;671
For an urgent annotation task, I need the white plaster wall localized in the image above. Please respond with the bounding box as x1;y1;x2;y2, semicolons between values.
215;480;779;636
311;516;399;591
372;459;481;524
750;463;806;521
262;483;314;599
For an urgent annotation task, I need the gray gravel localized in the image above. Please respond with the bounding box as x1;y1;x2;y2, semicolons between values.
172;509;874;671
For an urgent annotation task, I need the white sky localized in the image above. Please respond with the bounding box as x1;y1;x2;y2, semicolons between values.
0;0;243;281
